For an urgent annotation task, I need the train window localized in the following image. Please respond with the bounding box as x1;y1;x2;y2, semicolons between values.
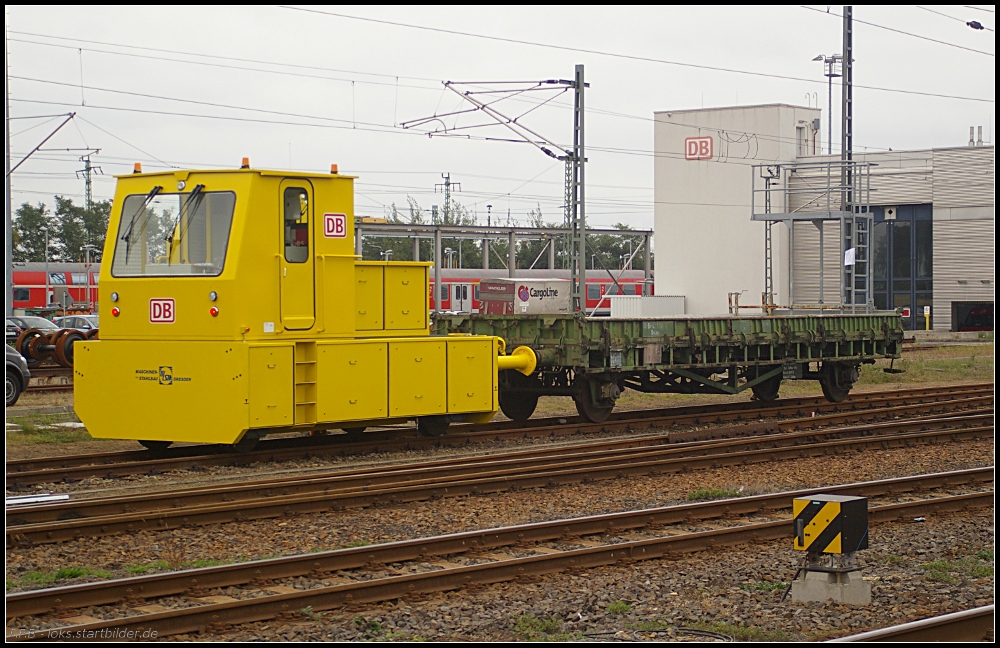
440;285;448;301
587;284;600;300
607;284;621;296
112;190;236;277
474;285;480;300
283;187;310;264
13;288;29;302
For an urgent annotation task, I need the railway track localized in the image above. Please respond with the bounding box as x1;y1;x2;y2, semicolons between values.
5;470;992;640
6;382;993;488
832;605;994;642
6;407;992;544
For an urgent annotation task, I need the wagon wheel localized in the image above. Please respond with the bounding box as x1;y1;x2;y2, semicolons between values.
819;362;855;403
498;371;539;423
28;330;62;365
749;365;782;402
15;328;45;366
54;330;86;368
139;440;173;452
573;377;614;424
417;416;450;437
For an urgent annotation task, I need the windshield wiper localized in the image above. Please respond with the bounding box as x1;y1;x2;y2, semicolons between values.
165;185;206;252
120;186;163;264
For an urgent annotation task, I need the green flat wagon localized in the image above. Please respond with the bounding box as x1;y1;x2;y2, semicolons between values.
433;313;904;423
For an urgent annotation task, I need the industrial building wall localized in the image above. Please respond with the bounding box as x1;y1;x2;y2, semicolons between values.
790;221;843;306
653;104;820;314
931;147;994;331
787;145;994;330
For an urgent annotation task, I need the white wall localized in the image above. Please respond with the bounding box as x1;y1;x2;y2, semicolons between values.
653;104;820;315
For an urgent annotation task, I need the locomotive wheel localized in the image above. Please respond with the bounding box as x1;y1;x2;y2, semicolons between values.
749;366;782;402
573;378;614;424
54;330;86;368
84;329;99;340
417;416;450;437
15;329;45;366
819;363;855;403
138;440;172;452
498;371;538;423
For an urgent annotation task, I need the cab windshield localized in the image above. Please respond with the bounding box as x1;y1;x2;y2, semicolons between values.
111;189;236;277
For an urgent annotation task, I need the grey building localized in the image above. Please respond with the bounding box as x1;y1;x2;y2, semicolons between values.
654;103;994;331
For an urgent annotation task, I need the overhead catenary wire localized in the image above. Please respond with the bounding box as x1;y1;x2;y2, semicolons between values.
914;5;995;32
801;5;995;55
278;6;994;102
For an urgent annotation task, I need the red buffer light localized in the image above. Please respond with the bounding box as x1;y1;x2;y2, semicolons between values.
111;307;121;317
209;307;219;317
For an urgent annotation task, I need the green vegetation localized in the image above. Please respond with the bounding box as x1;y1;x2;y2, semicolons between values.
686;621;788;642
607;600;631;614
738;581;786;592
882;554;908;566
687;487;744;501
513;615;580;641
6;413;93;446
125;561;172;575
353;616;384;638
919;552;994;584
13;566;112;588
342;540;372;549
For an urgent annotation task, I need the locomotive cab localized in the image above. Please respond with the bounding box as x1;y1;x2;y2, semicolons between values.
74;165;521;447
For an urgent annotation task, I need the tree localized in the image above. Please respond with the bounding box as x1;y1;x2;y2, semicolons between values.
51;196;111;262
12;202;52;262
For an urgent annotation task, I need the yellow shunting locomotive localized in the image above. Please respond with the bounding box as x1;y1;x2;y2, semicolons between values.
74;162;534;450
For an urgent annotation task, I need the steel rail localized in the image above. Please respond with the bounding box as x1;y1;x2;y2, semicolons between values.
7;488;992;640
6;384;993;488
6;412;993;544
830;605;995;642
9;409;993;524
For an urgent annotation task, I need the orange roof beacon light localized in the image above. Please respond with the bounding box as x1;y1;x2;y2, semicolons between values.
133;163;142;174
330;164;339;174
241;157;250;169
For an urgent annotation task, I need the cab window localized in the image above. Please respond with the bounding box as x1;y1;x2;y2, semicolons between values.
283;187;310;263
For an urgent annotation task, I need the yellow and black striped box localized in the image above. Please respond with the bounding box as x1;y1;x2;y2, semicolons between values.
793;495;868;554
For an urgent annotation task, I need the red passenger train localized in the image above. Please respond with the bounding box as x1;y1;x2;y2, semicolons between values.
10;262;100;311
11;263;650;316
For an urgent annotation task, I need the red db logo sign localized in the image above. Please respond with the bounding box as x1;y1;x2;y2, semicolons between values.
685;136;713;160
150;298;175;323
324;213;347;238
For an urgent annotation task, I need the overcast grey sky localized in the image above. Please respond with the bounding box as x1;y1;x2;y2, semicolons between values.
6;5;995;229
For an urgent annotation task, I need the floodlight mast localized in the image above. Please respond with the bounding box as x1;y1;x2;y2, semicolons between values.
400;65;589;312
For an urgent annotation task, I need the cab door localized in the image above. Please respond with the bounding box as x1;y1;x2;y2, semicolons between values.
279;181;316;330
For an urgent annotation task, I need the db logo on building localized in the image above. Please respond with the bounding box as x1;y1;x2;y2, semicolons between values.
150;298;175;323
685;136;713;161
324;213;347;238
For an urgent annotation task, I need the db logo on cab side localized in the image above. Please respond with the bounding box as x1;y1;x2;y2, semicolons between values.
150;298;175;323
324;213;347;238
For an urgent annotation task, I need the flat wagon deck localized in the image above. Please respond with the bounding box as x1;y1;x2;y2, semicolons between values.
434;312;905;422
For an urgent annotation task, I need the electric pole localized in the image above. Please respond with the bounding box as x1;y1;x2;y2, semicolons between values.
76;150;102;211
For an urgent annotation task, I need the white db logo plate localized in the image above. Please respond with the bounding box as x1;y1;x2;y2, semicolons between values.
324;213;347;238
150;298;175;323
685;136;713;161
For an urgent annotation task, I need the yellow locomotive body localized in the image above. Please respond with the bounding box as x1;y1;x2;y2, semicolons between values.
74;165;529;447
